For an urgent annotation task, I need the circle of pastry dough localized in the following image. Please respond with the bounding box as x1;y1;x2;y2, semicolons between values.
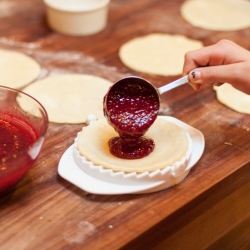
119;33;203;76
77;117;189;173
214;84;250;114
0;49;40;88
181;0;250;31
21;74;112;123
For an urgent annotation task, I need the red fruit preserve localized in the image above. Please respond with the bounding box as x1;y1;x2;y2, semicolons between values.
0;113;38;195
104;77;159;159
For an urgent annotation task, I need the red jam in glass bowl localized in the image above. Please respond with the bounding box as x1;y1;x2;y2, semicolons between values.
0;86;48;196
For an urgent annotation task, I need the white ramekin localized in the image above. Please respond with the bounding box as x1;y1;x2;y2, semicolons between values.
43;0;110;36
73;117;193;186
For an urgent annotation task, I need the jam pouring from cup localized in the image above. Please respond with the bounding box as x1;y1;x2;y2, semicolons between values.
103;75;189;159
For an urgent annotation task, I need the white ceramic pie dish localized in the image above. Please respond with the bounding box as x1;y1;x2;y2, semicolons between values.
73;129;192;185
43;0;110;36
58;116;205;194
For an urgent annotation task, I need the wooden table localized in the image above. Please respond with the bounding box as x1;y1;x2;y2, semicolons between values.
1;0;250;249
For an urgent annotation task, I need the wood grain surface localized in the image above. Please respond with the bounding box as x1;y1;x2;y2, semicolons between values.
1;0;250;249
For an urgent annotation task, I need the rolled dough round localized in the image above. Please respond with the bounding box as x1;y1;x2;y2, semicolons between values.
214;84;250;114
0;49;40;88
181;0;250;31
77;117;189;173
21;74;112;123
119;33;203;76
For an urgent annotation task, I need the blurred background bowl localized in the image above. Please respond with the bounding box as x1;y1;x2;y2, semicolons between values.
43;0;110;36
0;86;48;196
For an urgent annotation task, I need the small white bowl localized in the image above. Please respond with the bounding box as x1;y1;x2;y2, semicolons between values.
43;0;110;36
58;116;205;194
74;131;193;186
73;115;193;187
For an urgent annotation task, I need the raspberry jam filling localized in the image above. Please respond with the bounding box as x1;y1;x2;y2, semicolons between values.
104;77;159;159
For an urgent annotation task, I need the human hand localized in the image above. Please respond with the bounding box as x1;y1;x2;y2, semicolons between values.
182;39;250;95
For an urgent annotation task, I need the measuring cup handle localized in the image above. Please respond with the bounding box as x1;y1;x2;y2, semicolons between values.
158;75;189;95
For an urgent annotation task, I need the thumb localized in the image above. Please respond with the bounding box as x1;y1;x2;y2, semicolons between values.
188;65;237;86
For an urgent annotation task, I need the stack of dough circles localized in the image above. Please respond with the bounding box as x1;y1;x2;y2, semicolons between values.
119;33;203;76
214;84;250;114
181;0;250;31
77;117;189;173
21;74;112;124
0;49;40;88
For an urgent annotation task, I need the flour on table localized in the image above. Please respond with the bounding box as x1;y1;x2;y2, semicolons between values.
181;0;250;31
21;74;112;124
119;33;203;76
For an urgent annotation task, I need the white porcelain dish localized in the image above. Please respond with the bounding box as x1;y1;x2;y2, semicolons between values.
58;116;205;194
74;131;192;185
43;0;110;36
